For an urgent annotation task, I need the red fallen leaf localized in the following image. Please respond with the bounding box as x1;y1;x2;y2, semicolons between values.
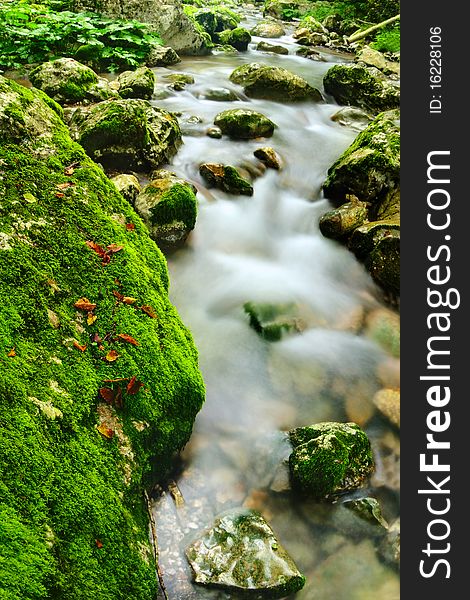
56;182;74;190
74;297;97;312
73;340;87;352
105;350;119;362
141;305;157;318
95;539;104;549
93;333;102;344
97;423;114;439
55;192;65;198
7;347;16;357
113;290;124;302
126;223;135;231
107;244;124;254
86;240;107;258
123;297;137;305
101;254;111;266
127;376;144;395
117;333;139;346
99;387;115;404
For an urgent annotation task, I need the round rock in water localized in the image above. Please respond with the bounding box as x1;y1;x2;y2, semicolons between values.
185;509;306;598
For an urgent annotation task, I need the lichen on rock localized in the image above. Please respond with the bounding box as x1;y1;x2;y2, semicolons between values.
116;66;155;100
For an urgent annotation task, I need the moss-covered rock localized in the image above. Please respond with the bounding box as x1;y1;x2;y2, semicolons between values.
256;41;289;55
116;67;155;100
214;108;276;139
330;106;372;132
366;233;400;294
230;63;322;102
146;45;181;67
254;147;283;170
190;6;240;37
163;72;195;91
29;58;117;105
0;74;204;600
218;27;252;51
203;87;239;102
289;422;374;498
185;508;306;597
199;163;253;196
264;0;311;20
134;170;198;252
68;98;182;171
323;110;400;208
251;21;286;38
244;302;302;341
323;64;400;113
319;199;368;239
110;173;142;205
348;219;400;259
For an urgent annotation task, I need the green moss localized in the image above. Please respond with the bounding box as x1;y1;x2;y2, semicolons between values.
218;27;251;51
289;422;374;498
150;183;197;229
0;75;204;599
214;108;276;139
244;302;300;341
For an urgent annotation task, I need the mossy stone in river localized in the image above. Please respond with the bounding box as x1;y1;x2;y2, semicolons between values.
323;110;400;208
218;27;252;51
135;170;197;251
250;21;286;38
214;108;276;139
68;98;182;171
319;199;368;239
244;301;301;341
0;74;204;599
116;66;155;100
199;163;253;196
289;422;374;498
29;57;116;105
186;508;306;597
366;233;400;294
323;64;400;113
230;63;322;102
256;41;289;55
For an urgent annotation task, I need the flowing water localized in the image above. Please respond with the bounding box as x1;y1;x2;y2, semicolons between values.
150;13;400;600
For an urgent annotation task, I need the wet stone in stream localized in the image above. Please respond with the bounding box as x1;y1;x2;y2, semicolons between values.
185;509;306;598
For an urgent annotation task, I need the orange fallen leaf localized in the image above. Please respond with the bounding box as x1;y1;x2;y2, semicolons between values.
107;244;124;254
126;223;136;231
56;182;74;190
64;167;74;176
73;340;87;352
7;347;16;357
123;297;137;305
105;350;119;362
74;297;97;312
117;333;139;346
127;376;144;395
55;192;65;198
95;539;104;548
97;423;114;439
113;290;124;302
141;305;157;318
114;386;123;409
99;387;115;404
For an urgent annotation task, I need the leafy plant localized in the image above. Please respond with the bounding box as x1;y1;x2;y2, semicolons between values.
0;2;163;72
371;25;400;53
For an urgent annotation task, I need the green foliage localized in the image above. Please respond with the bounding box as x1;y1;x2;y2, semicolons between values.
371;25;400;53
0;1;163;72
281;7;301;20
302;0;399;25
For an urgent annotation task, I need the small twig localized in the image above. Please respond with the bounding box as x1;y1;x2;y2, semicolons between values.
144;490;169;600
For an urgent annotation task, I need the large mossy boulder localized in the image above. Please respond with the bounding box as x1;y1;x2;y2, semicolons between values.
289;422;374;499
323;64;400;113
264;0;312;20
230;63;322;102
218;27;252;51
29;58;117;105
214;108;276;139
323;110;400;210
68;98;182;171
190;6;240;37
0;75;204;600
186;509;306;597
116;66;155;99
134;170;198;251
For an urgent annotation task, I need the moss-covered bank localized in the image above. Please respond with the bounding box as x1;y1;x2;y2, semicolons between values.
0;75;204;599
